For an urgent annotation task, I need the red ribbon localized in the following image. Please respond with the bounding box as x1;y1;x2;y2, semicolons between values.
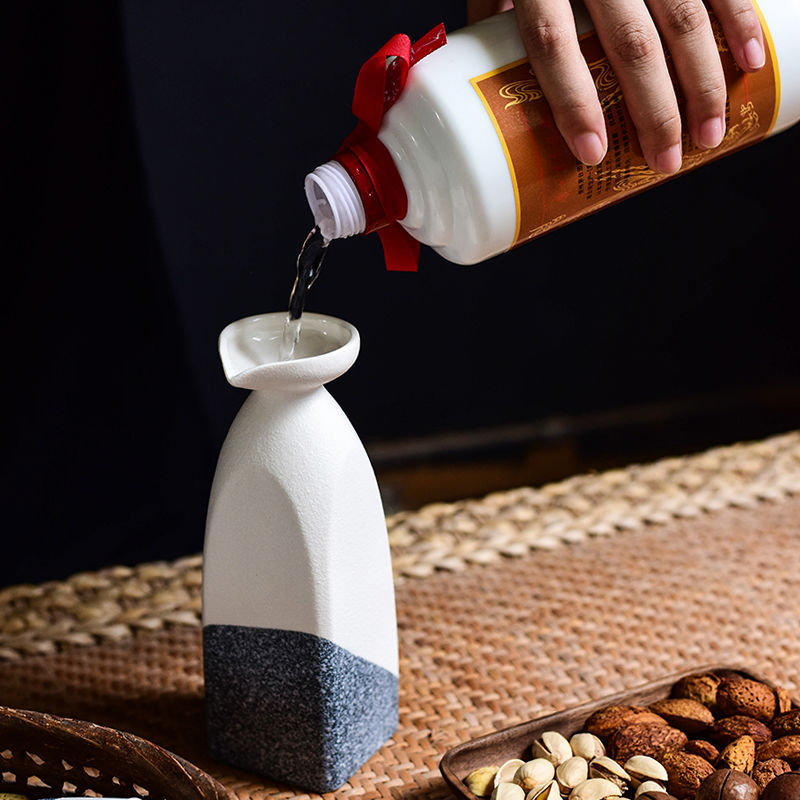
335;24;447;271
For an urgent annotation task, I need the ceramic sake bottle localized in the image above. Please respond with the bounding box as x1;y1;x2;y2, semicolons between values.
202;312;398;793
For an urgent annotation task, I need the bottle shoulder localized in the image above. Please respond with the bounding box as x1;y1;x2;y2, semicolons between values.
377;13;528;263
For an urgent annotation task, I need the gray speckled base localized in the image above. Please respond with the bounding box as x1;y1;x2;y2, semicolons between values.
203;624;398;792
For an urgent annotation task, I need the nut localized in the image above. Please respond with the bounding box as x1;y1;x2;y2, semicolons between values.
717;735;755;775
774;687;792;716
532;731;572;766
570;732;606;761
568;778;623;800
525;780;560;800
495;760;526;786
637;793;678;800
513;760;556;792
695;768;758;800
713;716;772;746
634;782;668;798
756;735;800;767
684;740;720;762
588;756;630;790
671;673;721;709
465;766;499;796
648;698;715;734
624;755;668;786
771;710;800;738
608;723;688;763
556;757;589;793
751;759;791;793
661;750;715;798
491;783;525;800
761;771;800;800
716;676;777;723
584;706;667;740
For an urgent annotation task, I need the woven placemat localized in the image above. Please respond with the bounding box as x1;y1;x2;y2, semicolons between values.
0;432;799;800
1;431;798;660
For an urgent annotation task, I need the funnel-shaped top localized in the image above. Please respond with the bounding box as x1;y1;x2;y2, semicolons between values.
219;312;360;392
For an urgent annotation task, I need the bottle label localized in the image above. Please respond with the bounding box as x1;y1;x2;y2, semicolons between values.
469;11;779;249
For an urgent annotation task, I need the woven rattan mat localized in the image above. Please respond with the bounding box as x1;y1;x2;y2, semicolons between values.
1;432;799;799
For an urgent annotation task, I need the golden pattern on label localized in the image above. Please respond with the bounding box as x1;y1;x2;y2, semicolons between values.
499;70;543;109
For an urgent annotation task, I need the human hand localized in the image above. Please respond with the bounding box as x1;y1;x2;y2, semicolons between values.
467;0;765;173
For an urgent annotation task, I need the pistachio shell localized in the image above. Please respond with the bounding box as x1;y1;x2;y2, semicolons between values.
569;778;623;800
495;760;526;787
532;731;573;766
570;733;606;761
525;780;560;800
491;782;525;800
513;760;555;792
634;780;667;798
556;756;589;791
624;755;668;785
588;756;630;790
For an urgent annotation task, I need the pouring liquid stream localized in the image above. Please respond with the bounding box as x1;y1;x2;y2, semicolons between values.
280;226;329;360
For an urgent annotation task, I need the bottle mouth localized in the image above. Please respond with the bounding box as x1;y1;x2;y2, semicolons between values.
304;161;367;240
218;312;360;391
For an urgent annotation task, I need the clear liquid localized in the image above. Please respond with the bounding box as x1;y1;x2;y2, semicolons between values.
279;315;302;361
279;226;329;361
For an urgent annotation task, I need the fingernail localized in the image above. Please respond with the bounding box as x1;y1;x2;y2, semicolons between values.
698;116;725;149
572;132;606;165
654;144;682;174
743;37;765;70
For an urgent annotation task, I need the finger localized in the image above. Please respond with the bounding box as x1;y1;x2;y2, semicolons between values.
514;0;608;165
647;0;727;150
586;0;683;173
707;0;765;72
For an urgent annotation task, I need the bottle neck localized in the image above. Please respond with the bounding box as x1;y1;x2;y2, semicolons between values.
304;161;367;240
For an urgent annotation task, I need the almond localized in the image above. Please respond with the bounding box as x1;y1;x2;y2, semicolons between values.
713;715;772;746
716;676;777;723
752;758;791;793
584;706;668;740
607;723;688;764
684;740;720;762
771;709;800;738
718;735;755;774
661;751;715;799
671;674;720;710
756;734;800;767
648;698;714;734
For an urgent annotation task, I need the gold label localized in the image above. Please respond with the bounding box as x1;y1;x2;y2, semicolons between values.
470;13;779;248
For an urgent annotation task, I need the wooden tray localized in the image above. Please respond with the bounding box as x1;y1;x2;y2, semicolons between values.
439;665;796;800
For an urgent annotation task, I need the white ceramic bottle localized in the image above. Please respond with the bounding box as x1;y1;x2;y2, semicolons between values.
306;0;800;265
202;312;398;793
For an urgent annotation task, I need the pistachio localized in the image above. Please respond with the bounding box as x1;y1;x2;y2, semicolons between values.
556;757;589;793
465;766;499;797
568;778;623;800
495;760;526;787
634;780;667;797
525;781;560;800
570;732;606;761
513;760;555;792
532;731;572;766
588;756;630;790
491;783;525;800
624;755;668;786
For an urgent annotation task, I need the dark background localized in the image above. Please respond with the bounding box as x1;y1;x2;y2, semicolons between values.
2;1;799;587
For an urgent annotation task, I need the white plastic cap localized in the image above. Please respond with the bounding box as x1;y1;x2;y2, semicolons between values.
304;161;367;241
